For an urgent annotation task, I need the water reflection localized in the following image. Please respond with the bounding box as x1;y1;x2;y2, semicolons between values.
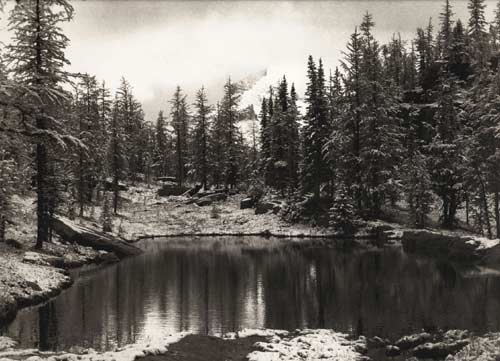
3;238;500;351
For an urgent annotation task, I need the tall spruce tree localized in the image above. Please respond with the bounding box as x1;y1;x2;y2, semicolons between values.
302;56;330;201
192;86;213;188
220;78;241;188
170;86;190;186
7;0;75;248
154;110;169;177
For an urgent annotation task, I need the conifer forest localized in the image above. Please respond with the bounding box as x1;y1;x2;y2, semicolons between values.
2;1;500;360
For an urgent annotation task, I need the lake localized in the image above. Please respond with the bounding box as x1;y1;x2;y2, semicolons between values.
2;237;500;352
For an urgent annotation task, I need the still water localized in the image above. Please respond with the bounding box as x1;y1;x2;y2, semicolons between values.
2;237;500;352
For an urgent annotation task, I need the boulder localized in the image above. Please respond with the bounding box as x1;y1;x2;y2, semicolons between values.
411;340;469;359
272;202;282;214
182;184;202;197
240;197;254;209
103;179;128;192
395;332;432;350
401;230;482;262
5;238;23;249
385;345;401;357
255;201;273;215
156;176;177;183
158;182;190;197
368;336;389;348
51;215;142;258
23;251;65;268
195;193;227;206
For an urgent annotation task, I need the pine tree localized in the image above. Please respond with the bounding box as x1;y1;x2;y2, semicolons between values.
7;0;75;248
439;0;454;59
192;86;213;188
329;185;357;235
154;110;169;177
259;97;271;184
108;96;127;214
302;56;330;201
220;77;241;188
468;0;487;41
0;149;17;242
101;192;112;232
73;74;100;216
468;0;489;67
427;75;464;228
170;86;190;187
95;80;111;201
403;151;433;228
210;102;225;187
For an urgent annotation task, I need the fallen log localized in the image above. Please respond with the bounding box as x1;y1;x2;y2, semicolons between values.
51;215;142;258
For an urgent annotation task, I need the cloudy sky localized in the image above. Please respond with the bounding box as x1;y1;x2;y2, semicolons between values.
0;0;497;121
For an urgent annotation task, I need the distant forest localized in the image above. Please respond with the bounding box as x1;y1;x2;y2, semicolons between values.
1;0;500;247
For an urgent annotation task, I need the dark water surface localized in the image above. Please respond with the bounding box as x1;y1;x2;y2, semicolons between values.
2;237;500;352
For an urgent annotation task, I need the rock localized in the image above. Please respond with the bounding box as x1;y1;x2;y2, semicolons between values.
411;340;469;359
156;176;177;183
368;336;389;348
385;345;401;357
158;182;190;197
103;179;128;191
353;343;368;354
5;239;23;249
23;251;65;268
195;193;227;206
181;184;202;197
51;216;142;258
395;332;432;350
97;250;120;265
255;201;277;215
240;197;254;209
272;202;282;214
0;336;17;351
25;281;42;291
401;230;481;262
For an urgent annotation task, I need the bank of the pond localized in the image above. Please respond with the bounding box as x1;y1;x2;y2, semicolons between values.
0;329;367;361
0;242;118;325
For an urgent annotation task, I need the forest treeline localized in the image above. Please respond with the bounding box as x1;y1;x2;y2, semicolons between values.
2;0;500;248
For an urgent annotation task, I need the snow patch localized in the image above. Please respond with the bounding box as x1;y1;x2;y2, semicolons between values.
245;329;365;361
224;328;289;340
0;333;189;361
466;237;500;250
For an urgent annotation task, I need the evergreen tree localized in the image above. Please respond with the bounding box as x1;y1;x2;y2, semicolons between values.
340;29;364;209
220;77;241;188
108;95;127;214
7;0;75;248
170;86;190;186
427;75;464;227
192;86;213;188
302;56;330;200
154;110;169;177
210;102;225;187
439;0;454;59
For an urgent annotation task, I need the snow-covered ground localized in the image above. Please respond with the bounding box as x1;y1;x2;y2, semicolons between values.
445;333;500;361
83;184;341;240
239;329;366;361
0;329;368;361
0;244;72;322
0;332;189;361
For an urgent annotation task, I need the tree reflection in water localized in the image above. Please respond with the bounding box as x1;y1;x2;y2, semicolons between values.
3;237;500;352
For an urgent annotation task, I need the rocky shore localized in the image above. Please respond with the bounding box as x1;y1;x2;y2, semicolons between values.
0;242;118;325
